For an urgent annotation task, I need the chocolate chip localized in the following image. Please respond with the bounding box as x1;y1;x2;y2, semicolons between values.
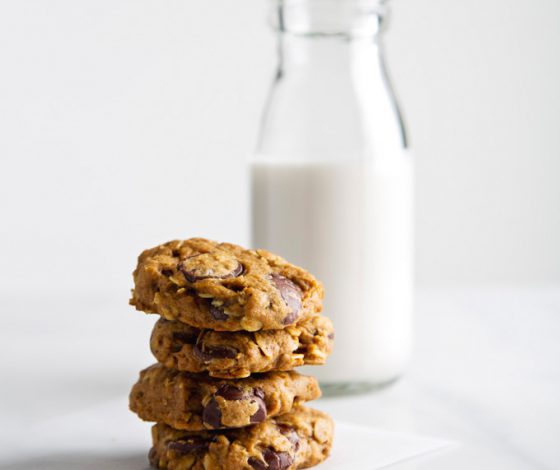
148;447;158;466
248;448;294;470
215;384;245;401
179;254;243;283
248;457;267;470
250;394;267;424
239;387;268;423
202;397;222;428
173;331;199;345
272;451;294;470
209;303;229;321
202;385;246;429
167;436;213;455
170;331;199;353
270;274;303;325
282;311;298;326
278;424;300;451
203;386;267;428
193;343;238;362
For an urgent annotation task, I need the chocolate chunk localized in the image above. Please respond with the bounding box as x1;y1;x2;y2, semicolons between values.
167;436;213;455
170;331;199;353
250;394;267;424
148;447;158;466
215;384;245;401
248;448;294;470
248;457;267;470
282;310;298;326
270;274;303;325
209;303;229;321
272;451;294;470
202;385;245;429
202;397;222;428
249;387;267;424
179;253;243;283
172;331;199;345
193;343;238;362
278;424;300;451
204;385;267;428
161;269;173;276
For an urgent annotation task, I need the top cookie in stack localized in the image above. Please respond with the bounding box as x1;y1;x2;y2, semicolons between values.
130;238;324;332
129;238;334;470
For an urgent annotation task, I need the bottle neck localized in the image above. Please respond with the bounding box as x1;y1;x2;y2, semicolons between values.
256;0;407;159
272;0;388;38
272;0;389;71
278;33;382;72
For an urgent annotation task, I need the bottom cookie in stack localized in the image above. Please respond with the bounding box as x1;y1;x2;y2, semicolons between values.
149;406;333;470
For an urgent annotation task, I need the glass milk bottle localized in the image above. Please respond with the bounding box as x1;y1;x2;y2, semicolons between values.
251;0;413;394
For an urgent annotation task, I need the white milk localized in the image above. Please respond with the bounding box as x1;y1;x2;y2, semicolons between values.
251;156;413;385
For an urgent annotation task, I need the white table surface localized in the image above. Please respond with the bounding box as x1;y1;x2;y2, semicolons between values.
1;287;559;469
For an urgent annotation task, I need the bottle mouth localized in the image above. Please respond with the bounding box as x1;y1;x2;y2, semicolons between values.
270;0;389;38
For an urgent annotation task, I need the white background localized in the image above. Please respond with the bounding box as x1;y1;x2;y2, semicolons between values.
1;3;559;468
0;0;559;299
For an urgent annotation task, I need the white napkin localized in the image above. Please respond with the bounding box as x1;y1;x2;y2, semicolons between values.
0;398;453;470
322;421;452;469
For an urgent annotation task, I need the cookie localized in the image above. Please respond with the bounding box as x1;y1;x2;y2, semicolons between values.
130;238;323;331
149;406;333;470
150;315;334;379
129;364;321;431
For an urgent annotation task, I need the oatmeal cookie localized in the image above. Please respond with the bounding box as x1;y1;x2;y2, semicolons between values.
149;406;333;470
130;238;323;331
129;364;321;431
150;315;334;379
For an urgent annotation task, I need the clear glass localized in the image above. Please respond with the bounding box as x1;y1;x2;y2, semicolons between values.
251;0;413;395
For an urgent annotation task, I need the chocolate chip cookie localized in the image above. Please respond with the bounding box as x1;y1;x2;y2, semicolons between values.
150;315;334;379
149;406;333;470
130;238;323;331
129;364;321;431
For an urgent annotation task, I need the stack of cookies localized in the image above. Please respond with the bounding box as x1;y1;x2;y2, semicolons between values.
129;238;334;470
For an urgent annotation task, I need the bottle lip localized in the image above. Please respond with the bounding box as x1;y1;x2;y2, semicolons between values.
270;0;390;37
